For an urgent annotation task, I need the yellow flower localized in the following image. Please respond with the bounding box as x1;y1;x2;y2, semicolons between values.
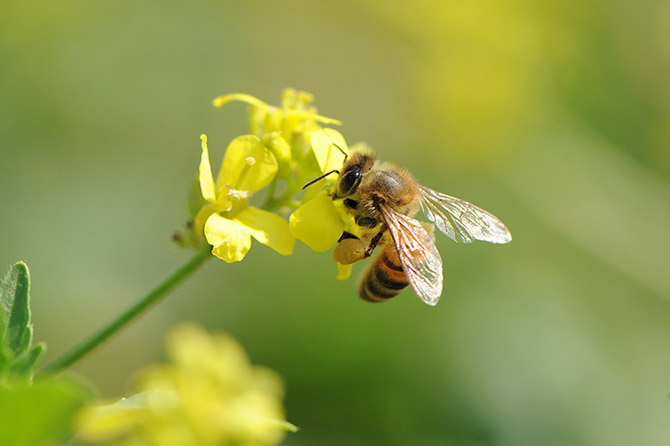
77;324;296;446
196;134;295;263
213;89;341;179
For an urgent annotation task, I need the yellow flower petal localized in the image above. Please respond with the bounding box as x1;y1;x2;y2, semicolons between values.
199;134;216;202
336;262;353;280
281;88;313;109
266;134;292;177
204;213;251;263
289;194;344;252
167;324;251;382
212;93;269;109
218;135;278;193
194;201;232;238
309;128;349;174
234;206;295;256
289;110;341;126
280;88;341;125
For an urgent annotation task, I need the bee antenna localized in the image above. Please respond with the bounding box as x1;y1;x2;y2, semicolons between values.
332;143;348;159
302;169;340;190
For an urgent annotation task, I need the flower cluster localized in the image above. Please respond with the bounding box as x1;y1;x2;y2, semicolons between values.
182;89;363;278
77;324;296;446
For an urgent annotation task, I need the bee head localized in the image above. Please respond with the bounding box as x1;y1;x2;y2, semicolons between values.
337;152;374;197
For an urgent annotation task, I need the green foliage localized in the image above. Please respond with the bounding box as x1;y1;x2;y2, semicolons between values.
0;262;45;383
0;378;91;446
0;263;92;445
0;262;31;353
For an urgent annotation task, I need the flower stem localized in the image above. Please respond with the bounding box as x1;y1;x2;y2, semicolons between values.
261;181;301;211
38;247;212;378
265;177;278;203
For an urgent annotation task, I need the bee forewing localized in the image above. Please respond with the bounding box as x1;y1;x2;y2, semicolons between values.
418;185;512;244
379;204;443;306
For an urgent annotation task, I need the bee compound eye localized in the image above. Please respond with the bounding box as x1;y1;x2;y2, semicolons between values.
338;169;361;196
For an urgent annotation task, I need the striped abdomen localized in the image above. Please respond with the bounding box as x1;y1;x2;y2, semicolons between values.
359;243;409;302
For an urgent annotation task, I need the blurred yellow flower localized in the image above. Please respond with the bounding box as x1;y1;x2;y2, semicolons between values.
195;134;294;263
78;324;296;446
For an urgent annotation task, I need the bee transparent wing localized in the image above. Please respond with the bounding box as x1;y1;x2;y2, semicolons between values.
379;203;443;306
419;185;512;244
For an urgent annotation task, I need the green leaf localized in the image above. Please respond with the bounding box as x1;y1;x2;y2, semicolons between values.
274;419;299;433
11;343;46;378
0;262;32;357
0;377;92;446
0;343;13;375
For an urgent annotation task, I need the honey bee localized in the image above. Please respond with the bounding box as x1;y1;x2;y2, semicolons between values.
326;151;512;306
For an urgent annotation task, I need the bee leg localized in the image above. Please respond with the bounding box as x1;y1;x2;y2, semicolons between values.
333;238;366;264
364;225;387;257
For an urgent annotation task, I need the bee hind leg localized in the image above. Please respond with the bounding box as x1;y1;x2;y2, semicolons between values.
333;237;367;265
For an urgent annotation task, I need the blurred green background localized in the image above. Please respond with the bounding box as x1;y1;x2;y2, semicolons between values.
2;0;670;444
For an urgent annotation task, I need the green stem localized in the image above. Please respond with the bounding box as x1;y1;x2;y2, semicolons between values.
262;180;301;211
38;246;212;378
265;177;278;203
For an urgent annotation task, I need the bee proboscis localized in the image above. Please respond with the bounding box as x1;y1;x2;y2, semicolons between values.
328;151;512;306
